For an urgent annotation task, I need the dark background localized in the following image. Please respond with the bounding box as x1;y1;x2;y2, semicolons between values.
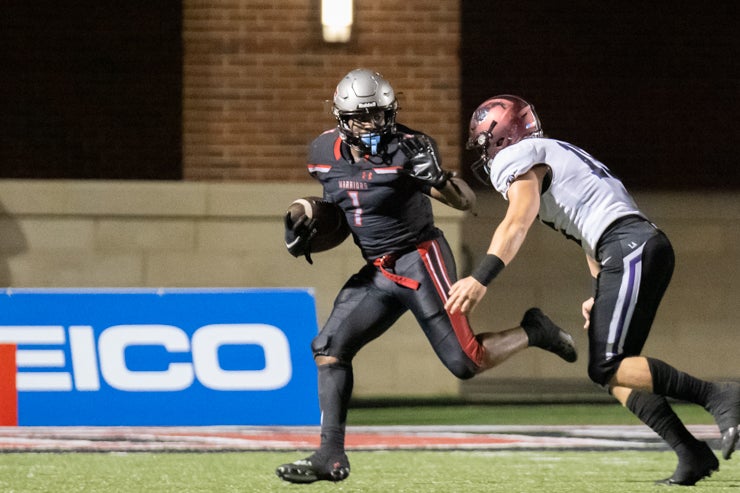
0;1;182;180
461;1;738;190
0;2;736;189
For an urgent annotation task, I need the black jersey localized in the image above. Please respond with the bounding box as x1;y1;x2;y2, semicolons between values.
307;125;440;260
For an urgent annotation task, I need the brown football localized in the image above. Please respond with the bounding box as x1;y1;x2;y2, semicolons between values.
286;196;350;252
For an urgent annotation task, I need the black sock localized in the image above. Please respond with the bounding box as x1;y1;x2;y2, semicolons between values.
648;358;714;406
626;389;698;454
519;308;549;348
317;362;353;458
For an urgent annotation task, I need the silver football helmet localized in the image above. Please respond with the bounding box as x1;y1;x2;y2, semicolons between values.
332;69;398;155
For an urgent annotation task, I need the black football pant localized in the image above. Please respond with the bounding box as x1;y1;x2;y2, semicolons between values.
311;234;484;378
587;216;675;386
310;234;484;456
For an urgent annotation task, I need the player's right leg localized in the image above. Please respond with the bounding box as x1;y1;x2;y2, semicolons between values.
704;381;740;460
275;357;353;484
276;451;351;484
612;357;740;460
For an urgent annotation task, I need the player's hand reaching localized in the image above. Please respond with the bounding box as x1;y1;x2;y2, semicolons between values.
445;276;488;315
284;212;317;264
399;135;451;189
581;296;594;330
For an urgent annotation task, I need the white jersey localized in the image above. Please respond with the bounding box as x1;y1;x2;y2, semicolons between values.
489;138;644;257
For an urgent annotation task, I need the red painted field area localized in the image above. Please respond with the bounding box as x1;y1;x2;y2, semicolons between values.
0;425;720;453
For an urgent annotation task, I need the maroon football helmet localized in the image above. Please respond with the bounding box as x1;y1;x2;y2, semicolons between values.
466;95;543;184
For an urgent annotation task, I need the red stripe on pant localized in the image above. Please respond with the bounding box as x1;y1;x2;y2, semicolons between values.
416;240;486;369
0;344;18;426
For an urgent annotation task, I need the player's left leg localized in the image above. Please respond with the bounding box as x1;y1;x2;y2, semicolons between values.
404;237;576;378
474;308;578;368
519;307;578;363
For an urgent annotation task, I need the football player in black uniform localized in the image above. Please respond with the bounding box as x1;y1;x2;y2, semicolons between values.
277;69;578;484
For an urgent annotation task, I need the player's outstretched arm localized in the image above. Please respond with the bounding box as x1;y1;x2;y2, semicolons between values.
430;175;476;211
445;169;542;315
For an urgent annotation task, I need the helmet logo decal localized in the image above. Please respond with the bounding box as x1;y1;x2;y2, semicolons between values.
472;106;489;124
474;100;507;123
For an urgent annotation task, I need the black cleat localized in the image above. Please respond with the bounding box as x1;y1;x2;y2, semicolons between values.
655;441;719;486
276;453;350;484
721;425;739;461
705;381;740;460
520;308;578;363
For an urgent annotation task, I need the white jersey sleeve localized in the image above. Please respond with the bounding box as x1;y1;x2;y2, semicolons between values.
489;138;644;257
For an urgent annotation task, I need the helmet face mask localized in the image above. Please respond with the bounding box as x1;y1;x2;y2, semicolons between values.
335;107;395;155
469;154;494;186
466;95;542;185
332;69;398;155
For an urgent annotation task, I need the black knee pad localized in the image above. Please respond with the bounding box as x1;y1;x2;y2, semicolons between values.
311;332;331;358
444;357;478;380
588;357;621;387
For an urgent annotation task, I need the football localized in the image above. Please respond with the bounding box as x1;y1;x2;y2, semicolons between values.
286;196;350;252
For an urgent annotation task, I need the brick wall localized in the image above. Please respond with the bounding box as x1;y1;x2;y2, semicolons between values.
182;1;462;181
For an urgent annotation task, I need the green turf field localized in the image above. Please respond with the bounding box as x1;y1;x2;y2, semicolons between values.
1;404;736;492
348;402;715;426
2;450;737;492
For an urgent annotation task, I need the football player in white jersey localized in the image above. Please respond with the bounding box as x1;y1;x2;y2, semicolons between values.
445;95;739;486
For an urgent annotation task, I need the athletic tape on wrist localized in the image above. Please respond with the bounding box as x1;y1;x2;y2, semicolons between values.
471;254;505;286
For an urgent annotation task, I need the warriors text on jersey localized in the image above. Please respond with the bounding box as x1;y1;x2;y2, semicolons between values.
307;125;440;260
488;138;644;257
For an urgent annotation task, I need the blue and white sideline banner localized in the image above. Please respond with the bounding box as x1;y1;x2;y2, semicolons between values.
0;288;320;426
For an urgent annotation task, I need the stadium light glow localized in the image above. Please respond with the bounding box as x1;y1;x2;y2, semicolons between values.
321;0;353;43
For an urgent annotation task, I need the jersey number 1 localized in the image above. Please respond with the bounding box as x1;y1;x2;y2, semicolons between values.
348;191;362;226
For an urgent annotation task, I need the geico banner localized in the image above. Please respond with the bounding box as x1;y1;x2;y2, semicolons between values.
0;288;320;426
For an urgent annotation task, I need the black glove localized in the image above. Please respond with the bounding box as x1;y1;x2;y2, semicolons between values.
399;135;450;189
284;212;317;264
